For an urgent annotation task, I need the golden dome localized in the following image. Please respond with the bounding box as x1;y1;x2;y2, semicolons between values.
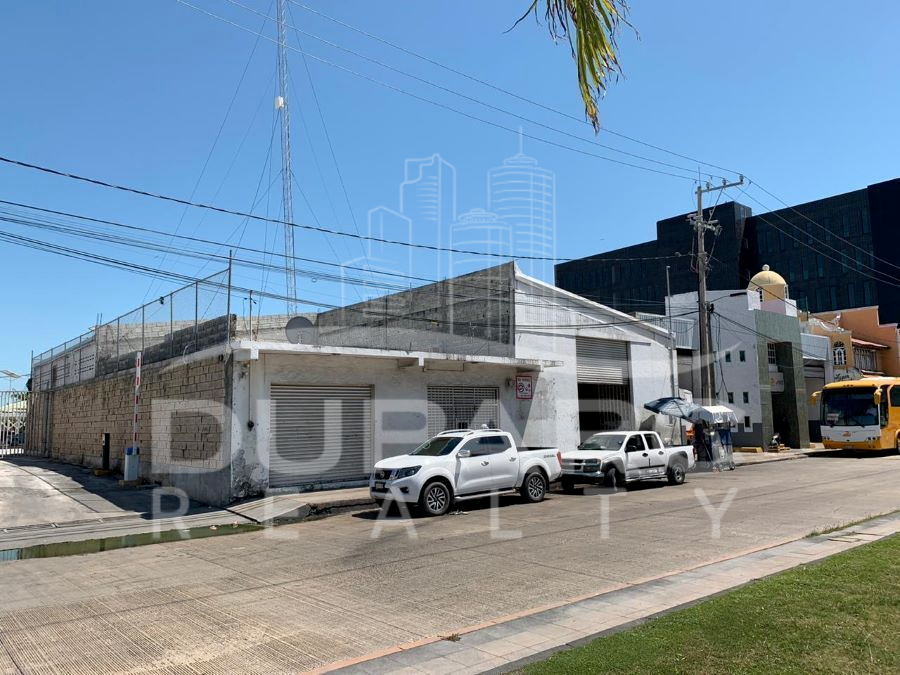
749;264;786;288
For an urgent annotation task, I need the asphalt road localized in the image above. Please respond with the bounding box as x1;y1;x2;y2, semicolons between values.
1;452;898;674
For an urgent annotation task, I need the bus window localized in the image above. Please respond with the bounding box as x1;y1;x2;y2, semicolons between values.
879;387;889;427
891;386;900;407
822;388;879;427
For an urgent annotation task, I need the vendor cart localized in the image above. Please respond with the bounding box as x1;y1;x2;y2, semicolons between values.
643;398;738;471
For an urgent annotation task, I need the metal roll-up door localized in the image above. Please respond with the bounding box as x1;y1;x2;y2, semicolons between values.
427;386;499;436
576;338;629;384
270;384;372;487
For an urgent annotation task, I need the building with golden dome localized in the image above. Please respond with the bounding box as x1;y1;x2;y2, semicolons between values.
747;265;797;316
667;264;819;449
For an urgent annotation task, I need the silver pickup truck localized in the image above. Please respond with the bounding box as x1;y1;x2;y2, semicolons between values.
560;431;696;491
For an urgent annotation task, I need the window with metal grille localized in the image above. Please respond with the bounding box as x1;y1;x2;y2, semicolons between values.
854;348;879;373
767;343;778;366
427;386;499;436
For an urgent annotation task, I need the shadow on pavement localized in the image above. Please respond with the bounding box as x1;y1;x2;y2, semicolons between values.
806;449;899;460
0;455;217;525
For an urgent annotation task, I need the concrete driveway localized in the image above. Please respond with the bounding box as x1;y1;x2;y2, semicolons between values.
0;452;898;673
0;457;216;530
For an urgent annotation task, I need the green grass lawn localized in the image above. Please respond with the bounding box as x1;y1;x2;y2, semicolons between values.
522;534;899;674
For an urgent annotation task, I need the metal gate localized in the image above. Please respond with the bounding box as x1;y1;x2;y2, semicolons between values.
0;390;28;456
576;338;633;438
575;338;629;384
269;384;372;488
427;386;500;436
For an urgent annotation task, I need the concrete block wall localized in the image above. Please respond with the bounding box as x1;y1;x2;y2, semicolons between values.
26;353;233;505
315;263;515;356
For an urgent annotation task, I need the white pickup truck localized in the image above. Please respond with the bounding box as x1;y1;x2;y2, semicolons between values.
560;431;696;491
370;429;562;516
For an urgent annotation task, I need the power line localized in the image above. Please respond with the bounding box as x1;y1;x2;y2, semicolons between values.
746;179;900;273
0;155;688;263
175;0;700;181
145;1;274;301
0;199;679;311
287;0;743;177
0;224;697;333
286;0;369;269
223;0;728;181
195;108;281;278
727;188;900;288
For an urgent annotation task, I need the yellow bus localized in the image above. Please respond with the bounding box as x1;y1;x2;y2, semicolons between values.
814;377;900;451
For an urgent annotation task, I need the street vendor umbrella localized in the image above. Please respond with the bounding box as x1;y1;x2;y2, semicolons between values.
643;397;702;422
687;405;739;426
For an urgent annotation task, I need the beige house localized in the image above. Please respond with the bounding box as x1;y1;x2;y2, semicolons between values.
808;307;900;377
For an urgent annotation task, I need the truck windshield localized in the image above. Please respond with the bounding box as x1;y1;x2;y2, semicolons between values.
409;436;463;456
579;434;626;450
822;388;879;427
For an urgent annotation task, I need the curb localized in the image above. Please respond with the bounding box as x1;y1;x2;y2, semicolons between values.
317;513;900;675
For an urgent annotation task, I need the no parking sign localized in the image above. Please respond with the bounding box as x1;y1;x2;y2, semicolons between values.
515;375;533;400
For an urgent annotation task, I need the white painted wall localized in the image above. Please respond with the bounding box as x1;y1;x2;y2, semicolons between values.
231;351;532;491
227;270;679;494
669;290;763;431
514;275;678;449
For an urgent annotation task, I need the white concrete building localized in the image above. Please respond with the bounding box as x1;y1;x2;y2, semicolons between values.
228;263;678;494
29;263;678;504
665;266;827;448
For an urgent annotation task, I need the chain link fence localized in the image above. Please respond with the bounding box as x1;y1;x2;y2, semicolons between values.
31;271;231;391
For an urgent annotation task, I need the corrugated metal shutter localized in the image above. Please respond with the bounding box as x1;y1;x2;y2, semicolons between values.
427;386;499;436
576;338;629;384
270;384;372;487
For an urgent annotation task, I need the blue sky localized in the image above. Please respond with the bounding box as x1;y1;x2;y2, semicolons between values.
1;0;898;382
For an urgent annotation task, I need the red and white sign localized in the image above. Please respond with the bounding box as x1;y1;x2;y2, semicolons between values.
515;375;533;400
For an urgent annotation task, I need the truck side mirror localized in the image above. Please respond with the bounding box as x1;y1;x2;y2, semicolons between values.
810;391;820;405
457;448;471;459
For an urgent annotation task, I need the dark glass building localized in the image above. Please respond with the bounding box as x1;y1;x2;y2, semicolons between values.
555;178;900;321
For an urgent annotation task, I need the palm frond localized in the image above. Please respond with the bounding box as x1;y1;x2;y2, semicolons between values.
516;0;632;132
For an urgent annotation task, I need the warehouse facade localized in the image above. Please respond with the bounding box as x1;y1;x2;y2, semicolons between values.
28;264;677;505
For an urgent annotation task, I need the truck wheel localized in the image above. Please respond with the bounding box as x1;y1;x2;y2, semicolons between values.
560;477;576;493
419;481;452;516
604;467;624;489
667;462;686;485
521;471;547;503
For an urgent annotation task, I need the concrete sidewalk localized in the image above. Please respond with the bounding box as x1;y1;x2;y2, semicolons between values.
732;445;848;466
0;456;373;552
324;512;900;674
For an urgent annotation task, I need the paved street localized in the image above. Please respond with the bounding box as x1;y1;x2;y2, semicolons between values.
1;453;898;673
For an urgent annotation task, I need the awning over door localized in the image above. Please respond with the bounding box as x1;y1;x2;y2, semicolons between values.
269;384;372;487
576;337;629;384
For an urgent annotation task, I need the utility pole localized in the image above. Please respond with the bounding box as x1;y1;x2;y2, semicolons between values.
694;176;744;405
665;265;676;398
666;265;682;444
276;0;298;316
